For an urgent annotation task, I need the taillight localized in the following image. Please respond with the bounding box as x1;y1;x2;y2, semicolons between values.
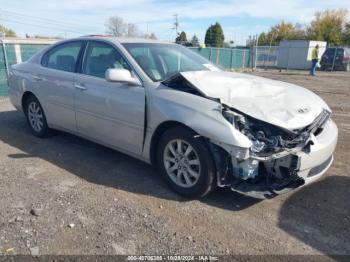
340;55;348;61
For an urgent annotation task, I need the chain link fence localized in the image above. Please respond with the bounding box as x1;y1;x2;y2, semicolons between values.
255;46;279;68
255;40;328;70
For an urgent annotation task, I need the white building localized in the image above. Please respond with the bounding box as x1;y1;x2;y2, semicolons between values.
277;40;327;70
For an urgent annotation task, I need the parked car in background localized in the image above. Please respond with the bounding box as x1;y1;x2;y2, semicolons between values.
8;36;338;199
320;47;350;71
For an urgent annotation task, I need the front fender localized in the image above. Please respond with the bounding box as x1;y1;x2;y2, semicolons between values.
143;87;252;160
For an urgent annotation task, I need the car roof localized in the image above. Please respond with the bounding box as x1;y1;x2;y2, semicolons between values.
65;36;175;45
326;47;345;50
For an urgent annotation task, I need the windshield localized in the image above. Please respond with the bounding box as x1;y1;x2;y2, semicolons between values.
122;43;220;81
324;48;344;56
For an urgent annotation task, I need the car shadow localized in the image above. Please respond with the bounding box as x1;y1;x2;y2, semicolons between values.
0;110;260;211
278;175;350;256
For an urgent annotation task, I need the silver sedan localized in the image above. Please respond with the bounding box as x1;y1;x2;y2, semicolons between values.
9;36;338;199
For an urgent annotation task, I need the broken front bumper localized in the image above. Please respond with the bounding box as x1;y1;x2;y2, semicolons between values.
230;119;338;199
295;119;337;184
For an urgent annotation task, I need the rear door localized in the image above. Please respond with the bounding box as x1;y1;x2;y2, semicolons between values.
321;48;335;65
36;41;84;131
334;48;345;66
74;40;145;155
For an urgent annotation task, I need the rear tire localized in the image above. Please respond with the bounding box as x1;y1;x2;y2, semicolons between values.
24;95;50;137
156;126;216;199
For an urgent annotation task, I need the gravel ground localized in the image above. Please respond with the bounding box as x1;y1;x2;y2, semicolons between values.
0;70;349;256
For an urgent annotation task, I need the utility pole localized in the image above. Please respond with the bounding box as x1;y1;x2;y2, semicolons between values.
267;32;275;70
254;34;259;69
173;14;179;37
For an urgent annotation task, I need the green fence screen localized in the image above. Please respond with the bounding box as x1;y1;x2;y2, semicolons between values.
0;46;8;96
0;43;50;96
189;47;251;69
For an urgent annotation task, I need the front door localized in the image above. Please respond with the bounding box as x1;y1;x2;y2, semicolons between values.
74;41;145;155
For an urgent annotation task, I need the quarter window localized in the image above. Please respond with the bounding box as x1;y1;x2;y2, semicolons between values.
82;41;130;78
42;42;82;72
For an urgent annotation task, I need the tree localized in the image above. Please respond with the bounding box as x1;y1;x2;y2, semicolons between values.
147;33;157;40
258;21;305;46
343;23;350;46
141;32;157;39
126;23;139;37
258;32;268;45
204;22;225;47
175;31;187;44
106;17;125;36
257;8;350;46
106;16;139;37
307;9;348;46
294;23;307;40
0;24;16;37
190;34;199;46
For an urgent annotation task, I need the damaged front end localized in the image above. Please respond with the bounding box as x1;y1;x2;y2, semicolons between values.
162;72;337;199
212;106;332;199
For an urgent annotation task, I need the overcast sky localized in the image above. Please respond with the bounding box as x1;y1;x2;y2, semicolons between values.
0;0;349;45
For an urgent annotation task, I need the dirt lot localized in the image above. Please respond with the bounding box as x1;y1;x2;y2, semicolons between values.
0;70;349;256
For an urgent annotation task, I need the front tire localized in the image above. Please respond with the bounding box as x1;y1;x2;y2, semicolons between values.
24;95;50;137
156;126;216;199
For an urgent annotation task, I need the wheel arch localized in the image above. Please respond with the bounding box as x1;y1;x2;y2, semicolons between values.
149;119;239;189
21;91;36;114
149;120;200;166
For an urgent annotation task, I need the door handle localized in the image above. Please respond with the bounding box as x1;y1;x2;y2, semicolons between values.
74;83;87;91
32;75;42;81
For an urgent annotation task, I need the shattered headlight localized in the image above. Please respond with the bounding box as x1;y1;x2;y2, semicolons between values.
222;109;246;130
222;107;308;156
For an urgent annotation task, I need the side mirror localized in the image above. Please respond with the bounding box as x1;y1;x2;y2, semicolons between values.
105;69;140;85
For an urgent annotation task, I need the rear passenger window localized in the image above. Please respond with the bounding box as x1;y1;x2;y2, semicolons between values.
41;42;82;72
82;41;130;78
334;49;344;56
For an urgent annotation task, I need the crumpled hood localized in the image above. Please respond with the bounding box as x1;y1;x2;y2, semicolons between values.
180;71;330;130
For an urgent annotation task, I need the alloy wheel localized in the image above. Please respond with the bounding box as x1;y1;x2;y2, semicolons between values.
163;139;201;188
27;101;44;132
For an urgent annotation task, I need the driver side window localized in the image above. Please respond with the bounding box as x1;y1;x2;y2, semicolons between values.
82;41;130;78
